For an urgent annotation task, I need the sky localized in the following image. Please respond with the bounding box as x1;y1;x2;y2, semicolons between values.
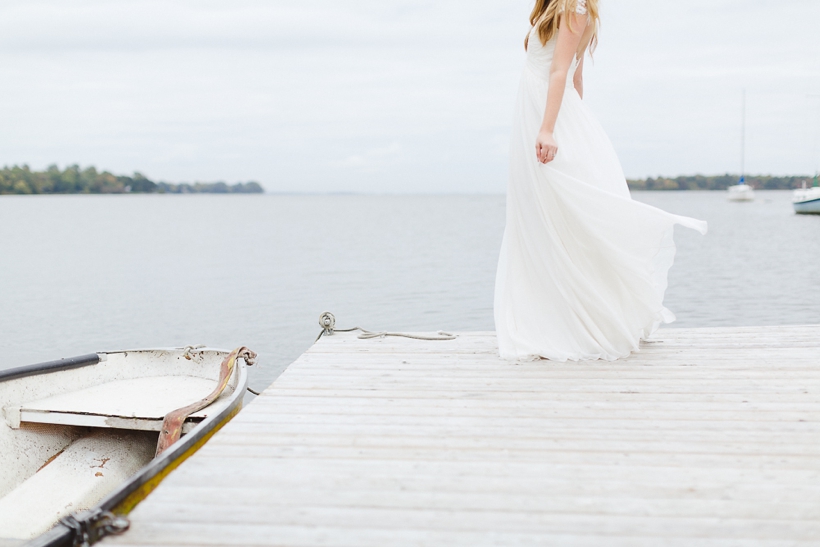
1;0;818;193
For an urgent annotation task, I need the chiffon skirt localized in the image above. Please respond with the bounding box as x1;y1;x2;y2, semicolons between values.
494;66;707;361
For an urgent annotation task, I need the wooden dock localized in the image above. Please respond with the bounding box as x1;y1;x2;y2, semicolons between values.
105;326;820;546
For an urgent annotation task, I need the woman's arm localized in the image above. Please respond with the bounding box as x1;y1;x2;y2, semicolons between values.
535;11;587;164
573;57;584;99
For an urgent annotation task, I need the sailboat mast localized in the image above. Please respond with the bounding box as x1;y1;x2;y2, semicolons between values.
740;89;746;183
810;94;820;187
815;95;820;187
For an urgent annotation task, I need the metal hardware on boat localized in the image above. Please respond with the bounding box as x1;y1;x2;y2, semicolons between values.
182;345;206;360
59;509;129;547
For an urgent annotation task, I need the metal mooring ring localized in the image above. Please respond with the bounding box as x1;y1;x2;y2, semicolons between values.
319;312;336;335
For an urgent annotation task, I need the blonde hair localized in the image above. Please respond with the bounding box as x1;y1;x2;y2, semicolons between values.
525;0;599;56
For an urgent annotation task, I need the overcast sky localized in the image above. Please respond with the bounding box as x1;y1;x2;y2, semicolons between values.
1;0;818;193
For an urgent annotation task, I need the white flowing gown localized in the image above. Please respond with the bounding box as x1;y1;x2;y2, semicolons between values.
494;4;707;361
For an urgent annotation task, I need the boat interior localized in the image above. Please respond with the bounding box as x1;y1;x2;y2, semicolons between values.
0;348;241;543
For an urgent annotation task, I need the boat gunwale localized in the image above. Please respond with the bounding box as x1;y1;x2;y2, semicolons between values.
793;197;820;205
13;348;249;547
0;354;101;383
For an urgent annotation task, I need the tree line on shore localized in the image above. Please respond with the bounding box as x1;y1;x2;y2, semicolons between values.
0;164;264;195
627;174;814;191
1;164;813;195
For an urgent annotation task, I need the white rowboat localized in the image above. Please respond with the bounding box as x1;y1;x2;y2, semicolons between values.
0;346;255;547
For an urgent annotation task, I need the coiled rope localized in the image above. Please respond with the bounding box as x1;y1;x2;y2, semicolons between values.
316;311;456;342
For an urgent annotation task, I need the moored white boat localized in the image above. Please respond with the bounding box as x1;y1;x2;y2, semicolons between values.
728;92;754;202
793;180;820;214
727;182;755;201
0;346;255;547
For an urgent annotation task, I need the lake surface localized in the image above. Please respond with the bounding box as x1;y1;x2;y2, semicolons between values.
1;191;818;389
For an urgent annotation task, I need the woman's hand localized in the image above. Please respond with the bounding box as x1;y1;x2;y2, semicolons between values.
535;130;558;164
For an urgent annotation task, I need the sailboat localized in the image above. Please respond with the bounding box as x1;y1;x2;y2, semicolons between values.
727;90;755;202
727;176;755;201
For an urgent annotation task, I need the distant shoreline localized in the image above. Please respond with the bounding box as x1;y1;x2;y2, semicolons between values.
1;164;814;195
627;174;813;191
1;164;263;195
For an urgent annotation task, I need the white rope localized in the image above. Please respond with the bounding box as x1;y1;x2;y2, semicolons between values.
316;312;456;342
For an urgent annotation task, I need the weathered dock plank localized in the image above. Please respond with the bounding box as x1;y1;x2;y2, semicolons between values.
104;326;820;546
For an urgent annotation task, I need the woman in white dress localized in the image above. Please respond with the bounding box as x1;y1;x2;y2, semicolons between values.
494;0;707;361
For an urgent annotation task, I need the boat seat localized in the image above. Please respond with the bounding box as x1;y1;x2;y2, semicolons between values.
3;376;220;432
0;429;155;540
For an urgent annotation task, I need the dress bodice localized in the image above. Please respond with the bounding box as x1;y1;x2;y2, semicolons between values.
525;0;587;85
525;31;580;86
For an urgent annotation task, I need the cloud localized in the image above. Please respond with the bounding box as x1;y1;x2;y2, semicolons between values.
0;0;817;191
340;143;402;172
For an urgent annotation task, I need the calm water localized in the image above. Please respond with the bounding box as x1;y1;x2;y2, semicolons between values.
1;191;818;389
